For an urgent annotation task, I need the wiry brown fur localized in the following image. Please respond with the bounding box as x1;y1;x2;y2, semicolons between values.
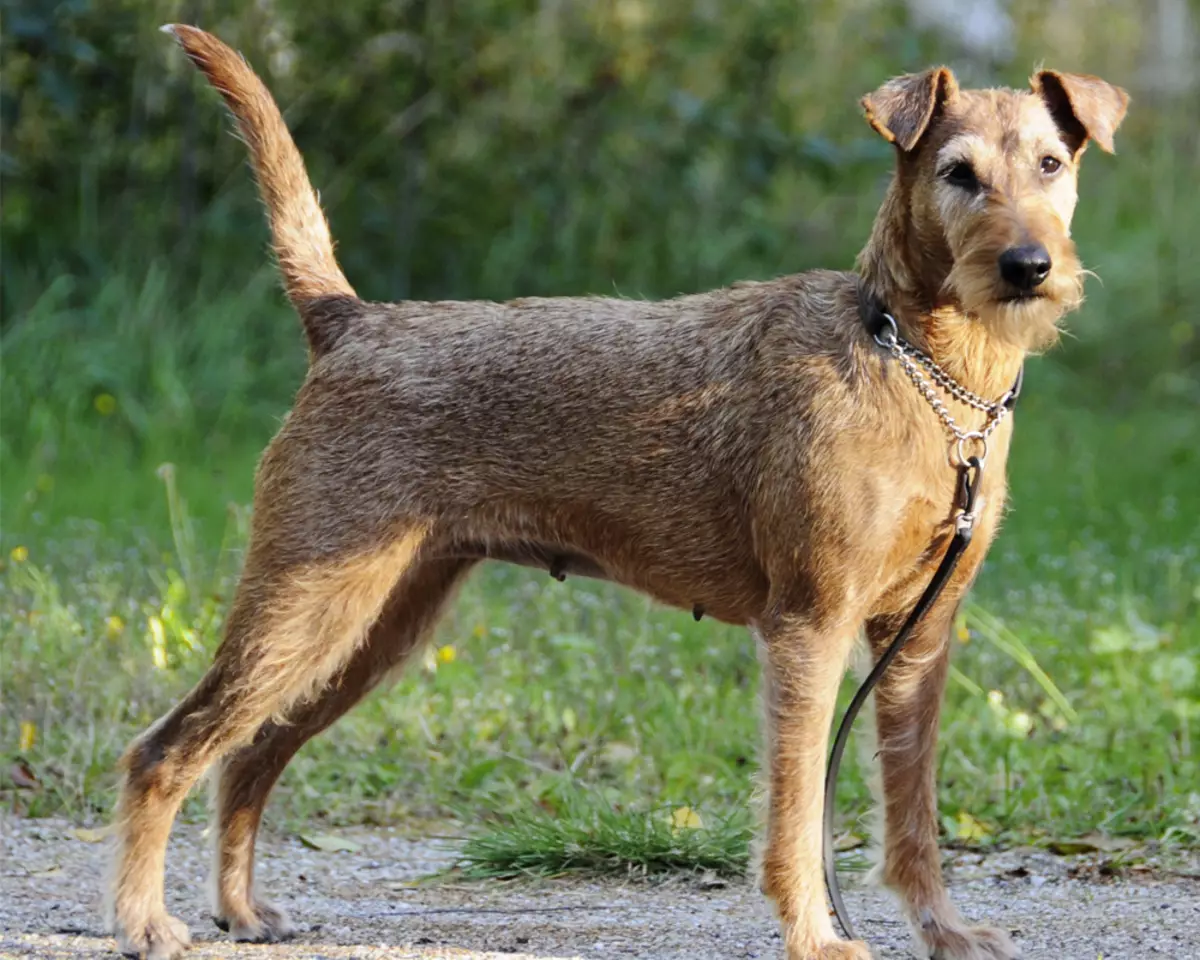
108;27;1127;960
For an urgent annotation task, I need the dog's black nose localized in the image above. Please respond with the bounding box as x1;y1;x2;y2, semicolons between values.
998;244;1052;291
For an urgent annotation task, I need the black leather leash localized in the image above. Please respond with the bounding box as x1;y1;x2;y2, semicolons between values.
822;296;1022;942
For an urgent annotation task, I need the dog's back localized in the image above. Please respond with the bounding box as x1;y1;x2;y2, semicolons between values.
265;270;865;620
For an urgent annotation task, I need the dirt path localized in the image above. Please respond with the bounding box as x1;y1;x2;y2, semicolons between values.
3;815;1197;959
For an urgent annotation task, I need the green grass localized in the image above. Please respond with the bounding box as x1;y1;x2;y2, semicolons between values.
2;270;1198;878
455;800;753;880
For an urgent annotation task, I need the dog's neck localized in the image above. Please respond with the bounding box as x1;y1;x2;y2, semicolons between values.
856;179;1026;402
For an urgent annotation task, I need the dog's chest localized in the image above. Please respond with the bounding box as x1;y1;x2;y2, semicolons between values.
872;463;1005;616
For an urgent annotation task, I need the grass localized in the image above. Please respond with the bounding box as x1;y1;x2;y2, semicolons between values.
455;800;753;880
1;259;1198;878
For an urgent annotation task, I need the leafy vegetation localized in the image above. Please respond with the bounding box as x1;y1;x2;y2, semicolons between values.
2;0;1198;874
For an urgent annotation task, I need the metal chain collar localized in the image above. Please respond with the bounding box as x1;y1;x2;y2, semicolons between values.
874;313;1013;467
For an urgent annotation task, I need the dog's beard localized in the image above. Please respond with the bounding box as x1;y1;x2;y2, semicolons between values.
943;244;1083;354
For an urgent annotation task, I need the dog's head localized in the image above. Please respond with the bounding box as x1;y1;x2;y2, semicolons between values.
862;67;1128;351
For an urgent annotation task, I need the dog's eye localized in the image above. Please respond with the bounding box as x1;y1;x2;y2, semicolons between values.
941;161;979;190
1040;155;1063;176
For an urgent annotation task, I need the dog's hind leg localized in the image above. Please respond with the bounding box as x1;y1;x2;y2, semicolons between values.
868;595;1018;960
106;525;428;960
209;556;473;942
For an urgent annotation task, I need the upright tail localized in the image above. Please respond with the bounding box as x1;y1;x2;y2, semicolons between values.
163;25;356;353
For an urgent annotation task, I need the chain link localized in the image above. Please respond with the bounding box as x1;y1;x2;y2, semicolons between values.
874;314;1010;465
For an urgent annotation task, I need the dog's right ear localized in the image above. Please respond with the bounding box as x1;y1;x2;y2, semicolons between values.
862;68;959;153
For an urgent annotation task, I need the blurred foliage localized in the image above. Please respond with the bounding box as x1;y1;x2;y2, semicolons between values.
2;1;1197;424
2;0;914;301
0;1;1193;365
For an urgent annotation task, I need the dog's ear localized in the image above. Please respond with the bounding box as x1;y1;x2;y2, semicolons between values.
861;68;959;153
1032;70;1129;156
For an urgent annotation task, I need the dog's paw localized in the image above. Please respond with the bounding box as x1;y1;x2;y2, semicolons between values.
924;923;1018;960
114;912;191;960
214;898;295;943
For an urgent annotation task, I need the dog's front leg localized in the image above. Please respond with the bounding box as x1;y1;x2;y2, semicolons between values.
758;614;871;960
868;597;1018;960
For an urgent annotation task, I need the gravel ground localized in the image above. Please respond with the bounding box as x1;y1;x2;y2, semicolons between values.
2;815;1198;959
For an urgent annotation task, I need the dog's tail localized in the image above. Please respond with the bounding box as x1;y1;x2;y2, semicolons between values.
163;24;356;354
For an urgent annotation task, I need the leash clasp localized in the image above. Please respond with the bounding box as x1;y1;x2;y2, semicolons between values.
954;455;985;538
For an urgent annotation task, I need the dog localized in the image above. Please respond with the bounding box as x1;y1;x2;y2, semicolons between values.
106;24;1127;960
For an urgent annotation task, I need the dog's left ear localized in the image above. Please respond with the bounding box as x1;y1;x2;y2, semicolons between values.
1032;70;1129;156
861;67;959;153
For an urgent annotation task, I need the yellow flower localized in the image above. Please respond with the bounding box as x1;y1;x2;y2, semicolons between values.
94;393;117;416
19;721;37;753
106;615;125;638
670;806;704;832
10;545;28;564
953;810;993;843
437;644;457;664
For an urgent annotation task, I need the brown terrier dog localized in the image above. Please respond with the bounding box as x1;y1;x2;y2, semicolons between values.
108;25;1127;960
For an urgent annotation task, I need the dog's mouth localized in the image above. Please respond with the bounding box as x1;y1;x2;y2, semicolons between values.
996;289;1048;304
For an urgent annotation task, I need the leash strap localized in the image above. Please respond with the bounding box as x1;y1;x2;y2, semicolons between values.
822;456;981;941
824;286;1025;941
